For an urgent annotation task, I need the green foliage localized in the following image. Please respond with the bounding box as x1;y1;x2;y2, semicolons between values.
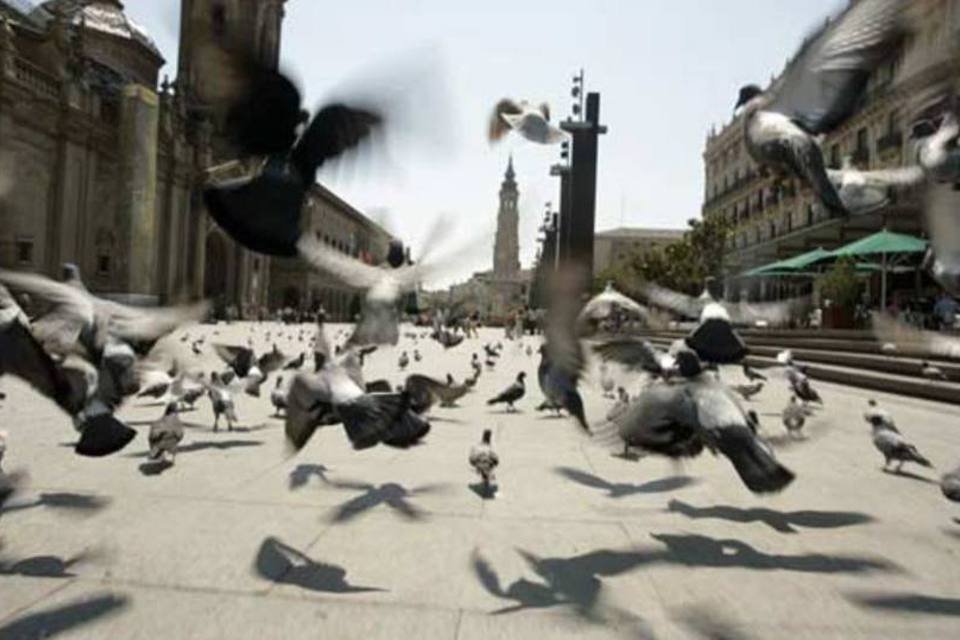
593;215;733;295
817;257;862;308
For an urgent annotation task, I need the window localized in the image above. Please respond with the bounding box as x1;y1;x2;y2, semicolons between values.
97;255;111;276
829;144;840;169
15;239;33;265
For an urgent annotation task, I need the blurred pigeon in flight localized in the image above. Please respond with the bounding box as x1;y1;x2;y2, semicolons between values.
593;338;675;380
488;99;567;145
733;0;921;215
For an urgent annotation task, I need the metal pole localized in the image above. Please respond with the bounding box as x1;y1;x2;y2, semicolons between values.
881;252;888;311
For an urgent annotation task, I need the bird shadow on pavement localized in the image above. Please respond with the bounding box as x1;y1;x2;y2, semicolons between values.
848;592;960;617
470;547;654;634
609;451;643;462
645;532;899;574
489;409;524;415
126;440;264;458
288;464;330;490
1;491;111;516
671;604;755;640
468;482;497;500
0;550;98;578
881;468;938;485
0;593;129;638
254;536;384;594
138;460;174;476
666;499;874;534
555;467;698;499
325;481;450;523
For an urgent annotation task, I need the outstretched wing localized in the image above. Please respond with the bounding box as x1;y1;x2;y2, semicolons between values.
637;282;702;319
768;0;913;134
291;103;382;180
488;98;523;143
872;312;960;358
0;269;94;353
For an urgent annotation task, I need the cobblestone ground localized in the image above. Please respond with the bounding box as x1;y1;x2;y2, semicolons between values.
0;323;958;639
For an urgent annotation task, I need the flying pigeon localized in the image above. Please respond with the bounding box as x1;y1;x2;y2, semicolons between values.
603;347;794;494
593;338;675;380
469;429;499;496
148;403;184;464
487;372;526;413
733;0;921;216
283;352;305;370
863;399;931;472
826;157;925;213
578;282;665;330
872;312;960;358
488;98;567;145
213;343;285;379
405;374;470;411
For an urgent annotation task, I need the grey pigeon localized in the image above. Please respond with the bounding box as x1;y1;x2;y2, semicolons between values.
786;365;822;404
606;347;794;493
469;429;499;496
941;463;960;503
271;376;289;417
148;403;184;464
593;338;674;379
208;372;239;432
863;400;931;472
488;98;566;145
733;0;919;215
732;381;764;401
782;396;811;438
398;351;410;370
487;372;526;413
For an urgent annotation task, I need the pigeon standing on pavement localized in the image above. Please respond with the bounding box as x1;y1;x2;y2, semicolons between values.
782;396;811;438
469;429;499;497
863;400;932;472
271;376;289;417
786;365;822;405
487;373;526;413
920;360;948;381
208;372;239;432
732;381;764;402
148;403;185;464
941;463;960;503
413;349;422;363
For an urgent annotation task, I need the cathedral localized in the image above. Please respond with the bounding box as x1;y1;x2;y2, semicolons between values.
0;0;391;318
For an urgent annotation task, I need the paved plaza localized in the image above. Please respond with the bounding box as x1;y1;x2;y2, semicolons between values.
0;324;958;639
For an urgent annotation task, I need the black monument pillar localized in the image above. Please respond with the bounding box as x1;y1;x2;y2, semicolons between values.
560;92;607;284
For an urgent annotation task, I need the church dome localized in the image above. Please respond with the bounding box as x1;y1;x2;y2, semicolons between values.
36;0;162;60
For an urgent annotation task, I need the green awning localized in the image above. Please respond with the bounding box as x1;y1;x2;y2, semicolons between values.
826;230;927;258
741;247;830;277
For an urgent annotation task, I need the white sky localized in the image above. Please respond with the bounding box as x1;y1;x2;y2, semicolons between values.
125;0;842;286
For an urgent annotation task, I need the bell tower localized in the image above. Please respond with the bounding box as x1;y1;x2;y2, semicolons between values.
176;0;287;112
493;155;521;277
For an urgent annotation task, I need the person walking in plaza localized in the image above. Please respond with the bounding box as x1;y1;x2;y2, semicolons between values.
933;292;959;331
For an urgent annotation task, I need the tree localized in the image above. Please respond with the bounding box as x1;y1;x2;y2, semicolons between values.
593;216;733;296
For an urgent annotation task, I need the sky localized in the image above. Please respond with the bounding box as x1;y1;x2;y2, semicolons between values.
123;0;842;286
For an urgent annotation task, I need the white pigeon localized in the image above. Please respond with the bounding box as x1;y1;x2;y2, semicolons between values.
469;429;499;495
208;372;238;432
488;98;567;145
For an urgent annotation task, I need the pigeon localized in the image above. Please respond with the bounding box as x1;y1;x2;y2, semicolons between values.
484;344;500;359
599;362;616;398
603;346;794;494
606;387;631;424
148;403;185;464
782;396;811;438
826;157;924;213
525;345;533;357
413;349;422;363
785;365;822;404
271;376;289;417
243;366;266;398
863;400;931;472
136;368;175;399
471;353;482;374
742;363;767;382
405;373;470;411
464;369;480;389
284;352;305;370
488;98;567;145
433;328;464;349
213;343;285;379
920;360;948;382
485;356;497;370
593;338;675;379
469;429;499;496
178;376;206;410
208;372;238;432
941;463;960;503
487;372;526;413
398;351;410;370
732;381;764;401
578;282;664;330
284;351;429;451
733;0;920;215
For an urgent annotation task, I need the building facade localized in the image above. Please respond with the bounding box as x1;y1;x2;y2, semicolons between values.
268;182;393;321
702;0;960;300
593;226;685;275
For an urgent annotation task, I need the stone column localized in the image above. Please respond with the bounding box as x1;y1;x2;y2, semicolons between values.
118;84;160;303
